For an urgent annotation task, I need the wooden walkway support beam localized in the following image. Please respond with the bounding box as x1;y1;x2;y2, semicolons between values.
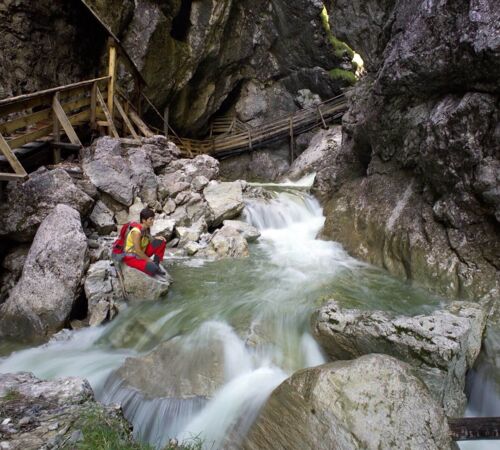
0;132;27;181
107;39;117;136
449;417;500;441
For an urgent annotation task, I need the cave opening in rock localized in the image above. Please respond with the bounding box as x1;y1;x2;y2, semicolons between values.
211;80;245;120
171;0;193;42
69;290;88;323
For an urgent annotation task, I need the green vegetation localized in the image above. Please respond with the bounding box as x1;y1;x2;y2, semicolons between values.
320;6;354;60
0;389;21;401
66;406;204;450
329;68;357;85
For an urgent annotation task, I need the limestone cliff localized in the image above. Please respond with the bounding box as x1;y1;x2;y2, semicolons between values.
319;0;499;299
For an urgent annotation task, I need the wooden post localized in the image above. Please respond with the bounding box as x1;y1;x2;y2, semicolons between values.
107;38;117;136
289;117;295;164
52;92;61;163
90;82;97;130
163;106;169;138
317;105;327;129
96;87;119;138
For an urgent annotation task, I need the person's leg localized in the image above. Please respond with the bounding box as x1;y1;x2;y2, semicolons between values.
145;239;166;263
123;255;160;276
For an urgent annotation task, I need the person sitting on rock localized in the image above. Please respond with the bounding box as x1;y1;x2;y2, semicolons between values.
123;207;167;277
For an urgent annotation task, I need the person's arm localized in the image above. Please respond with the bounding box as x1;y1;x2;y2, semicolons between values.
131;229;153;262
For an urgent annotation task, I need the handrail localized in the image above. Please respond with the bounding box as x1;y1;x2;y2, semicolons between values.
0;76;110;108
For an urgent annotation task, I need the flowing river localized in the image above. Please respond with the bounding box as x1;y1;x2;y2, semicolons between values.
0;182;497;449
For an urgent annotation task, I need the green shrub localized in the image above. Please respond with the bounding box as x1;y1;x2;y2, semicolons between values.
329;68;357;85
320;6;355;60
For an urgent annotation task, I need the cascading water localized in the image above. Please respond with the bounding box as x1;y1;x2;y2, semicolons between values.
0;183;457;448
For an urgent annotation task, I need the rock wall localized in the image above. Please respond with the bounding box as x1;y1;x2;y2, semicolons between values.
0;0;106;99
319;0;500;299
81;0;354;135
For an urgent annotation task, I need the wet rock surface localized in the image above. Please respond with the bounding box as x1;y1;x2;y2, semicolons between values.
312;300;488;416
120;264;171;303
317;0;500;298
242;354;454;450
0;205;88;341
0;372;132;450
84;261;124;327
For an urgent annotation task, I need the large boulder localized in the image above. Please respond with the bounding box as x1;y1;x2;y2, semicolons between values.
242;354;454;450
89;200;116;235
198;225;249;260
0;205;88;341
222;220;261;243
82;137;135;206
111;331;227;400
312;300;488;416
0;372;134;450
120;264;170;303
83;137;158;207
84;261;124;327
203;181;245;226
0;167;93;242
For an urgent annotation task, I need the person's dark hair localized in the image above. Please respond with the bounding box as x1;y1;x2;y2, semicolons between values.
140;207;155;222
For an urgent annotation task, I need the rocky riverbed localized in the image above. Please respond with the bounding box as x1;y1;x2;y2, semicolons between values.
0;136;263;344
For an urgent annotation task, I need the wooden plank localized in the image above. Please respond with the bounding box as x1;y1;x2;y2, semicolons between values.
52;95;82;146
52;92;61;163
0;172;27;181
114;96;139;140
90;82;97;129
0;132;27;176
107;41;117;134
448;417;500;441
129;110;154;138
95;87;119;138
0;76;109;109
0;94;91;135
7;110;90;149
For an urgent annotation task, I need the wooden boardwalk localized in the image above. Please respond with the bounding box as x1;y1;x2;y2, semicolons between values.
171;95;347;159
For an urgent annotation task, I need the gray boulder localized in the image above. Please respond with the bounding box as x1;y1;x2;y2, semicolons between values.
312;300;488;416
127;147;158;204
89;200;116;235
198;225;249;260
113;332;226;400
242;354;454;450
84;261;124;327
222;220;261;243
0;167;93;241
203;181;245;226
176;218;208;247
150;217;176;241
0;205;88;341
120;264;170;303
82;137;135;206
0;372;134;450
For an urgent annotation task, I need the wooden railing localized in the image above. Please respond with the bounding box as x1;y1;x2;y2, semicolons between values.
172;95;347;159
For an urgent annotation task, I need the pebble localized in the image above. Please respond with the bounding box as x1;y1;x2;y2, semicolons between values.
0;442;11;449
1;419;11;425
18;416;31;426
48;422;59;431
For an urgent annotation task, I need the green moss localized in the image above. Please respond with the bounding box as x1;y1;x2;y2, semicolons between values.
320;6;355;60
66;406;204;450
329;69;357;85
1;389;21;401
